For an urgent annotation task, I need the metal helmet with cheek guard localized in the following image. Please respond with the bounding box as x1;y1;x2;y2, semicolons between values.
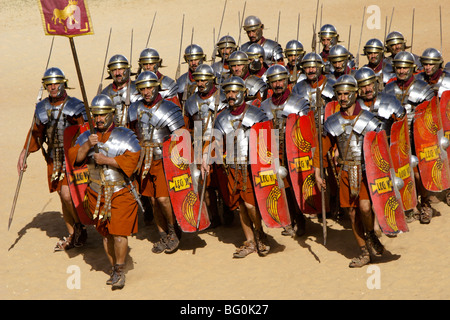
333;74;358;107
243;15;263;43
138;48;163;73
392;51;416;79
228;50;250;77
135;71;160;101
192;64;216;94
246;43;265;73
363;38;385;65
319;24;339;46
266;64;289;91
222;76;247;106
216;35;237;58
90;94;116;128
354;67;378;98
385;31;407;54
328;45;350;70
420;48;443;75
300;52;325;77
107;54;131;85
42;67;68;98
184;44;206;63
284;40;305;66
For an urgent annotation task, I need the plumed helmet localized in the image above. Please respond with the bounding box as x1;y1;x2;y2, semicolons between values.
333;74;358;92
192;64;216;81
243;15;263;31
392;51;416;68
420;48;443;66
363;38;384;54
184;44;206;62
217;35;237;50
284;40;305;57
107;54;130;71
135;71;160;90
300;52;324;68
42;67;67;87
227;50;250;66
328;45;350;62
354;67;377;87
90;94;115;115
266;64;289;83
246;43;265;60
222;76;246;92
138;48;162;66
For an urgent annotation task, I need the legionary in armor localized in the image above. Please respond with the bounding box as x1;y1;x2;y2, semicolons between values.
383;51;435;223
355;67;406;139
101;54;141;127
185;64;227;227
246;43;269;80
128;71;185;254
260;64;310;237
228;50;268;107
318;24;339;73
17;67;87;251
68;94;141;290
240;15;284;65
211;35;237;81
326;45;356;81
176;44;206;105
313;74;384;268
416;48;450;97
137;48;181;106
362;38;395;89
292;52;336;124
209;76;270;258
284;40;306;84
384;31;422;71
383;51;434;128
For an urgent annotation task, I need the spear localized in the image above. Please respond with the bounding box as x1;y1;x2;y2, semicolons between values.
145;11;157;48
410;8;415;53
211;0;228;65
97;27;112;95
9;36;55;230
175;14;185;80
355;6;366;69
439;6;443;54
237;1;247;48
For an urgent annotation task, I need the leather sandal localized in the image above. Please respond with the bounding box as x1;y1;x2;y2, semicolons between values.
349;246;371;268
366;231;384;257
233;240;256;258
54;234;75;252
419;201;433;224
254;229;270;257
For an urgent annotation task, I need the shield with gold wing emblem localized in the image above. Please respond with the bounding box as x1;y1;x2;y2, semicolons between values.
390;117;418;211
285;111;322;214
249;120;291;228
162;130;210;232
414;96;450;192
364;130;408;235
439;90;450;160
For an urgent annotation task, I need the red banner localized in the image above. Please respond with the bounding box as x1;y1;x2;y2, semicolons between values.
38;0;93;37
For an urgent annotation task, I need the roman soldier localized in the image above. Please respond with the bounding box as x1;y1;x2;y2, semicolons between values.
314;75;384;267
284;40;306;84
240;15;284;65
326;45;356;81
101;54;141;127
177;44;206;105
416;48;450;97
68;94;141;290
227;50;268;108
260;64;310;237
207;76;270;258
17;67;87;251
362;38;395;90
384;31;422;71
383;51;435;223
211;35;237;82
128;71;186;253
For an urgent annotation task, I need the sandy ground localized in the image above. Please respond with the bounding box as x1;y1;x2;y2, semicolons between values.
1;0;450;301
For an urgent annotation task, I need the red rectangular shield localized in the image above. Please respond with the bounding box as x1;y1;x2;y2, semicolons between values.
38;0;94;37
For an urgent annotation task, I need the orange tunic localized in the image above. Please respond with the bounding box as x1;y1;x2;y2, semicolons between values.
68;128;140;236
313;113;370;208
